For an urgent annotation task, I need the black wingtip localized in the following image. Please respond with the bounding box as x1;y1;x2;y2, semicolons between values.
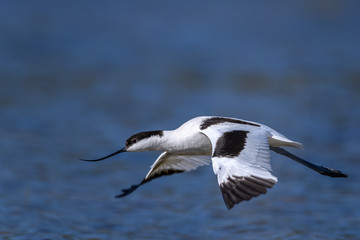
79;148;126;162
115;183;142;198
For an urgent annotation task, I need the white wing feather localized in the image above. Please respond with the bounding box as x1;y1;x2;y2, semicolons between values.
145;152;211;181
201;123;278;209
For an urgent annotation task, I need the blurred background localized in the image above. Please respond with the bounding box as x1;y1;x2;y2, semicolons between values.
0;1;359;239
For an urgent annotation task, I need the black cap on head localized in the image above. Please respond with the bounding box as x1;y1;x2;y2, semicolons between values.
126;130;164;147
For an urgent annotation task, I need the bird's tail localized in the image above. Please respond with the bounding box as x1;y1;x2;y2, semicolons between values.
269;135;304;149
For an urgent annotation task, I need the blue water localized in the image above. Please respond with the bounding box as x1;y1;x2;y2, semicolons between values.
1;1;359;239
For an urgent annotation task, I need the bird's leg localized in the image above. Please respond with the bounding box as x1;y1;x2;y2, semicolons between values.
270;146;347;178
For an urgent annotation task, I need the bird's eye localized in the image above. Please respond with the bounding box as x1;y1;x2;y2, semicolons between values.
126;137;138;147
129;138;139;145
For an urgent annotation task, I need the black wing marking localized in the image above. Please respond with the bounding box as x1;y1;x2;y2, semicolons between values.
200;117;260;130
220;175;276;209
116;153;210;198
115;169;184;198
213;130;249;158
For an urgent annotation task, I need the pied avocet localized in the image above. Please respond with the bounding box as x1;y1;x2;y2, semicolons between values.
81;116;347;209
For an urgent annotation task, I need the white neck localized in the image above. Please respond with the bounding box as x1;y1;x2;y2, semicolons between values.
159;130;211;155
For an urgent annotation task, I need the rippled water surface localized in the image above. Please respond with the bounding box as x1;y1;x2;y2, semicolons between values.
1;1;359;239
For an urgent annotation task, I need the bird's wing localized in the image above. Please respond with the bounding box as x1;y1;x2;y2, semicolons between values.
200;123;278;209
116;152;211;198
145;152;211;181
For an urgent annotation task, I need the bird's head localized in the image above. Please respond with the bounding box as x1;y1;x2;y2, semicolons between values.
79;130;164;162
125;130;164;152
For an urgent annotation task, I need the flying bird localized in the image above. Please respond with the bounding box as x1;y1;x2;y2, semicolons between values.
81;116;347;209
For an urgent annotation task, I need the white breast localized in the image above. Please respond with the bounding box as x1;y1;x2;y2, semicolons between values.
165;117;212;154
